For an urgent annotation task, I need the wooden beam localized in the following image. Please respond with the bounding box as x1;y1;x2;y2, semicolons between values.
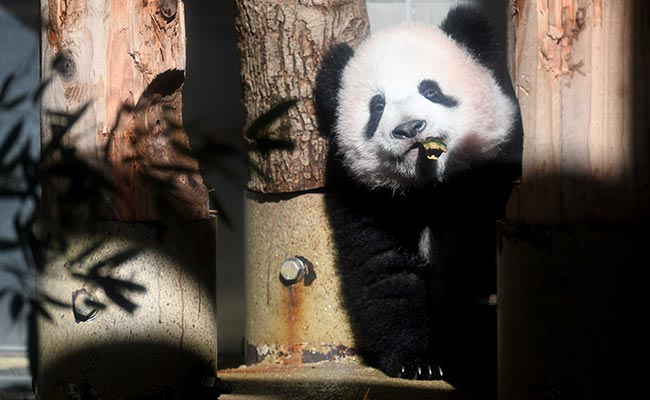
507;0;649;224
41;0;209;221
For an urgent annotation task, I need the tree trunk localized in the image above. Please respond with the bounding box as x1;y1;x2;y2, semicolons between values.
233;0;370;367
233;0;370;193
506;0;649;224
41;0;209;220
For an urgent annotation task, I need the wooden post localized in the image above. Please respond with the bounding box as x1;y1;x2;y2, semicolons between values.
38;1;217;397
234;0;369;193
499;1;648;399
233;0;369;366
41;0;209;221
506;0;649;224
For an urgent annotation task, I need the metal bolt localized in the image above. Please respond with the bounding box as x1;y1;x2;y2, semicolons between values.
72;288;100;323
279;257;306;284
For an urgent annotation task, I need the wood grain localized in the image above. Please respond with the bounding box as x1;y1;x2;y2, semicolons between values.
507;0;649;224
41;0;209;221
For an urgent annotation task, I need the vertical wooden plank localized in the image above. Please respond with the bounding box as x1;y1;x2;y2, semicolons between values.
633;1;650;218
508;0;646;224
41;0;209;221
37;3;219;397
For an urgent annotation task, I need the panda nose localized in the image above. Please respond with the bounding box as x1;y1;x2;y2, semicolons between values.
392;119;427;139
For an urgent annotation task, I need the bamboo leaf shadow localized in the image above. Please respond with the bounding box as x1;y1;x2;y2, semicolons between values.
71;272;146;314
245;99;297;158
0;74;28;110
71;246;147;314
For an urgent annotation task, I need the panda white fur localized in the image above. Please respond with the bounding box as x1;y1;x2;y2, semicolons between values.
315;6;522;389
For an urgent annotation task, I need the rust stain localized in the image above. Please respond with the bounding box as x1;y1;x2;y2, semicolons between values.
245;342;356;366
301;344;356;364
282;285;304;365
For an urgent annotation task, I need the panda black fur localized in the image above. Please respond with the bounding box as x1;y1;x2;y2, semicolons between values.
315;6;522;389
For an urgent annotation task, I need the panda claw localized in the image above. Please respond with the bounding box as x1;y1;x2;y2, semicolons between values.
393;361;445;381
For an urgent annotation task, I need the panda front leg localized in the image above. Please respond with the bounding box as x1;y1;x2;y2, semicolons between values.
343;248;444;380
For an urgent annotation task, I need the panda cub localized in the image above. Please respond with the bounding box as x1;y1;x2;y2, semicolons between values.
315;7;522;384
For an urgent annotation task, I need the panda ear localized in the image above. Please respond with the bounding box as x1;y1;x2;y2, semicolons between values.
440;6;500;71
315;43;354;137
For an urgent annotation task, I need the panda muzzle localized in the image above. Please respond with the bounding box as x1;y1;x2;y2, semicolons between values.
392;119;427;140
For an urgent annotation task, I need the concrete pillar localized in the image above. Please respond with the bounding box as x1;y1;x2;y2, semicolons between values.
36;219;217;399
244;192;356;366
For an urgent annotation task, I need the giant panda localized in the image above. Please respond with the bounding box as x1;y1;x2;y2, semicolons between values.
315;6;522;389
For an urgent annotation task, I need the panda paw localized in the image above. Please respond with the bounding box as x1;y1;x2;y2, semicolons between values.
387;359;446;381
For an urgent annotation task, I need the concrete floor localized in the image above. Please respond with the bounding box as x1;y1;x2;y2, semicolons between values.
1;355;487;399
218;363;482;400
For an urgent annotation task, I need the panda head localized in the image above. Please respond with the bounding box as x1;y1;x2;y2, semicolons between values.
316;7;518;192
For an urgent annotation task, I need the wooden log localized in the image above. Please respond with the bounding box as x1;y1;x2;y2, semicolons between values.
41;0;209;221
506;0;649;224
233;0;370;193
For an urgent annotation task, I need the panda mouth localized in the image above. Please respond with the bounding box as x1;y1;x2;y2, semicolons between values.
406;137;447;160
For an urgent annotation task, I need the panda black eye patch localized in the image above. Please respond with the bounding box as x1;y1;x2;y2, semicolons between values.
418;80;458;108
365;94;385;139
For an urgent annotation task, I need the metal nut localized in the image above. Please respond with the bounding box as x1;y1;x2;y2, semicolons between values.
72;288;100;323
279;257;306;284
